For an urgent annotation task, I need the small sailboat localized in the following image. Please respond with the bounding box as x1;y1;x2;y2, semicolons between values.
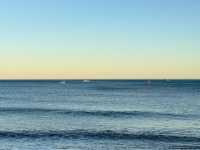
83;79;90;83
60;80;66;85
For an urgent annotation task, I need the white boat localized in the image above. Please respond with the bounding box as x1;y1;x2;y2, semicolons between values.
83;80;90;83
60;80;66;84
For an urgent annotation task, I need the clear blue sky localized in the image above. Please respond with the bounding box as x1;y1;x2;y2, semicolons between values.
0;0;200;79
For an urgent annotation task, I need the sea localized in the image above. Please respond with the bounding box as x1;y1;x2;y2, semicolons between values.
0;80;200;150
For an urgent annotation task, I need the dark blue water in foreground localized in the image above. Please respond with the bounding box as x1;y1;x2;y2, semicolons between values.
0;80;200;150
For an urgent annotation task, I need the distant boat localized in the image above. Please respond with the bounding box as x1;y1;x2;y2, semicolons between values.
60;80;66;84
83;80;90;83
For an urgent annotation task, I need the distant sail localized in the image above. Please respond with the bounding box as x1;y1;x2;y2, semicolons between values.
60;80;66;84
83;80;90;83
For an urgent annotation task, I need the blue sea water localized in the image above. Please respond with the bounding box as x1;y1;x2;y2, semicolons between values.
0;80;200;150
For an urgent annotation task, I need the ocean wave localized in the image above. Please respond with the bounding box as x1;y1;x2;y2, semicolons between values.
0;130;199;142
169;145;200;149
0;107;194;119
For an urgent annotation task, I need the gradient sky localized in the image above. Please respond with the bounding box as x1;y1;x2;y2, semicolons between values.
0;0;200;79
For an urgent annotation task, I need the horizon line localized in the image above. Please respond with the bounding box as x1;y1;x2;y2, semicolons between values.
0;78;199;80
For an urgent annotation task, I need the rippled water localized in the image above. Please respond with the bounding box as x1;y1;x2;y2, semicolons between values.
0;80;200;149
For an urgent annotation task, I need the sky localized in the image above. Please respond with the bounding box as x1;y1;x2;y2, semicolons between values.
0;0;200;79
